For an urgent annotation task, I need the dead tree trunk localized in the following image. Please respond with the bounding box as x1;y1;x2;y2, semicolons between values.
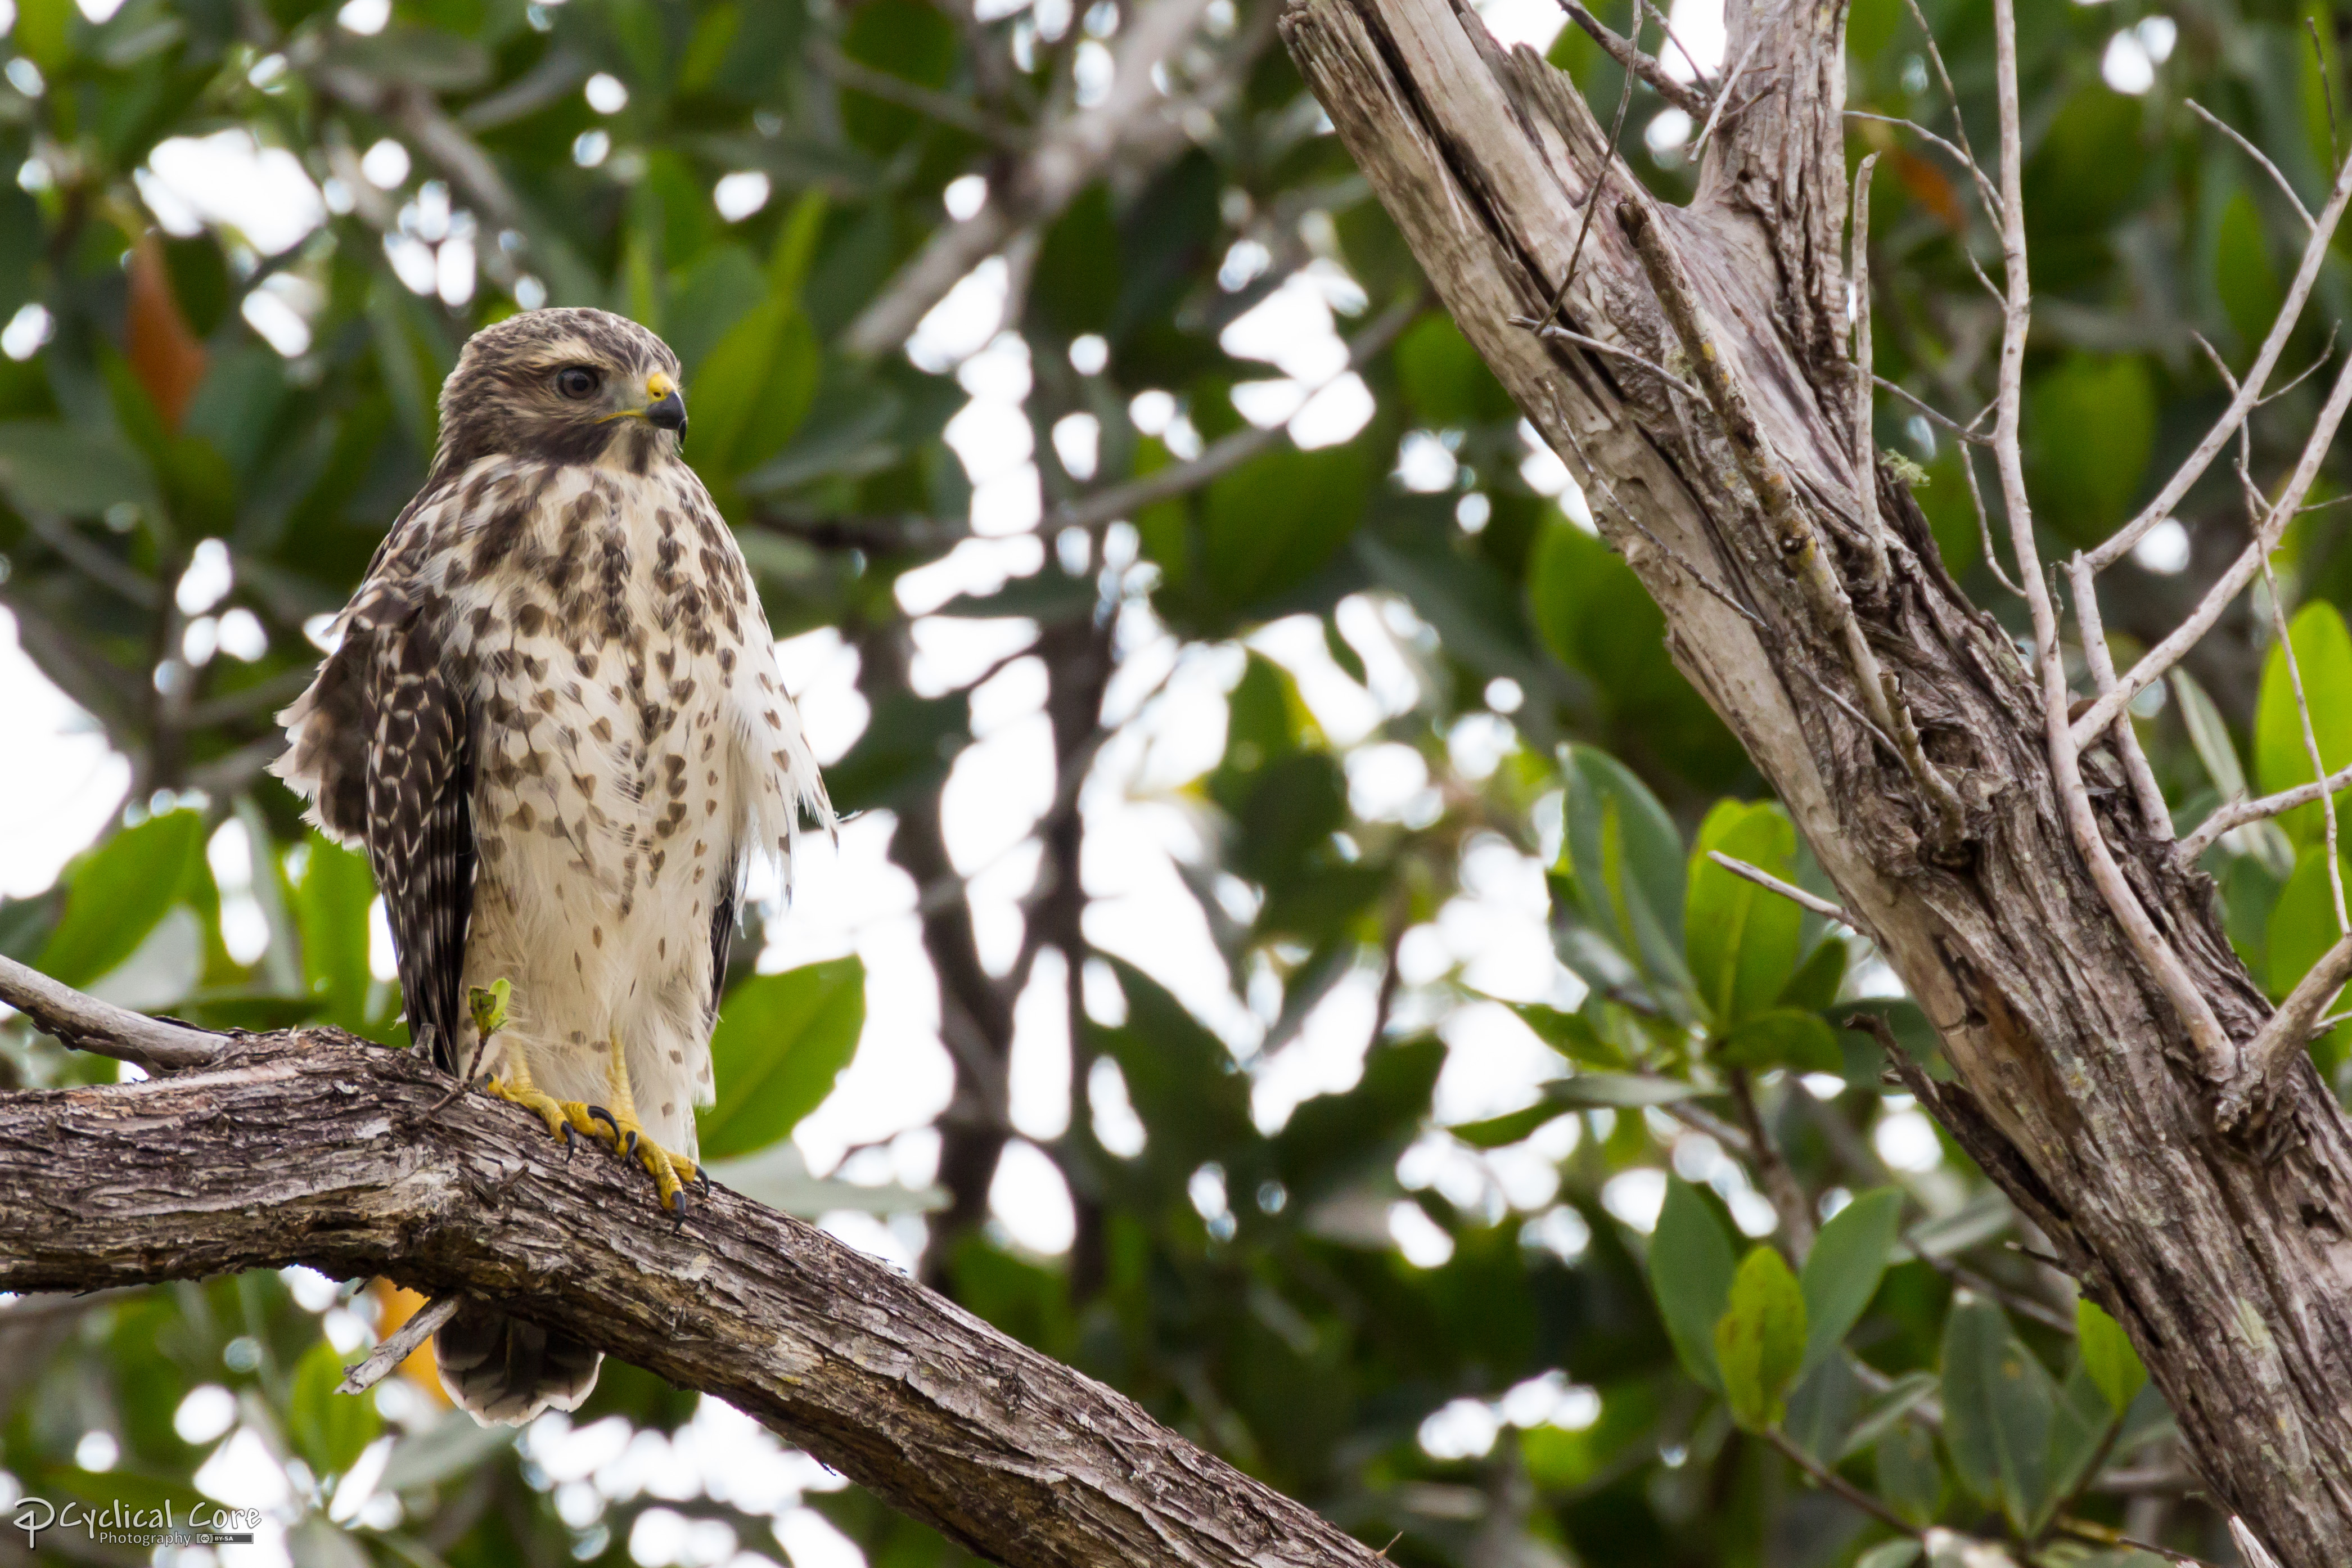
1278;0;2352;1558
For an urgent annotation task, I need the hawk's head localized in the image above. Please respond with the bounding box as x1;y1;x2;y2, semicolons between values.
432;307;687;479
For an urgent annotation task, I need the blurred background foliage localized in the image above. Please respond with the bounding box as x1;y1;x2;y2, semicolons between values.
2;0;2348;1562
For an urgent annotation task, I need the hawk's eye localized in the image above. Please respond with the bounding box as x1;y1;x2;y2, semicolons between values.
555;366;601;400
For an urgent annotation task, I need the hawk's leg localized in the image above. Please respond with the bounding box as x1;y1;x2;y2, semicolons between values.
594;1031;706;1213
483;1057;619;1152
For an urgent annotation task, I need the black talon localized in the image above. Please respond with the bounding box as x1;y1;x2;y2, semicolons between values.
587;1105;620;1142
623;1129;639;1156
693;1165;711;1197
668;1186;691;1223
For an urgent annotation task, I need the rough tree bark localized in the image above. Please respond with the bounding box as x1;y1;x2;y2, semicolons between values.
1277;0;2352;1560
0;966;1387;1568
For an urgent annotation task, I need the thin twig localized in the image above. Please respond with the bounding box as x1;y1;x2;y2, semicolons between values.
1626;518;1771;630
1554;2;1710;116
2259;549;2346;930
815;43;1035;150
1986;0;2235;1081
1849;152;1892;593
1765;1426;1923;1536
2221;928;2352;1128
1957;444;2024;595
1898;0;1981;173
2067;556;2172;841
2310;17;2340;169
337;1292;463;1395
2084;129;2352;573
2071;352;2352;743
1542;2;1645;327
1708;852;1858;926
2186;100;2314;233
1687;19;1768;165
1725;1067;1815;1256
1510;316;1704;398
1844;110;2003;221
1873;375;1994;445
2180;760;2352;860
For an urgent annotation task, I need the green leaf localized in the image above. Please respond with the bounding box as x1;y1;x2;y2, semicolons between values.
2076;1299;2147;1415
1686;801;1805;1028
1716;1009;1841;1074
1506;1002;1625;1069
2254;602;2352;848
296;837;381;1033
1777;935;1849;1013
1557;744;1691;998
1839;1370;1940;1461
0;420;161;516
1545;1073;1702;1109
1647;1175;1737;1393
697;958;866;1160
292;1339;381;1479
1197;442;1371;615
1855;1542;1923;1568
1940;1297;2054;1532
688;296;820;494
2025;353;2155;544
1873;1419;1945;1528
1447;1101;1566;1150
2263;846;2349;1002
1713;1245;1808;1432
37;812;205;989
1799;1187;1902;1374
1781;1350;1857;1462
2046;1360;2116;1516
2171;668;2246;802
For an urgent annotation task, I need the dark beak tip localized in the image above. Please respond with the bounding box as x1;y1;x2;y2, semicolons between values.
648;390;688;435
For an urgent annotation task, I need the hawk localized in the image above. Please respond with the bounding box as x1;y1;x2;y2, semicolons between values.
274;308;832;1425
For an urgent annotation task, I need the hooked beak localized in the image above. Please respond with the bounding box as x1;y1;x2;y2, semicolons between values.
643;372;687;441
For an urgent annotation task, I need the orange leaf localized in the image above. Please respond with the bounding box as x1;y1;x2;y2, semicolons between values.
1894;149;1966;234
127;233;207;431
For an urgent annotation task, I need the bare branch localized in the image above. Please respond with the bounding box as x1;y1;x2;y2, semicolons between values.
1985;0;2234;1079
1843;110;2003;224
1850;152;1891;593
815;43;1035;150
1873;375;1994;445
0;953;225;1073
845;0;1222;357
2066;556;2171;840
2187;99;2315;233
1553;3;1709;116
2258;549;2347;930
1707;851;1858;926
2180;762;2352;862
1687;21;1765;164
1725;1067;1814;1256
337;1291;462;1394
2070;353;2352;745
0;1008;1394;1568
1511;315;1703;398
2083;134;2352;574
2223;932;2352;1130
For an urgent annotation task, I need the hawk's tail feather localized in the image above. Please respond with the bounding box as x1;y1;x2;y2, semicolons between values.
434;1302;601;1427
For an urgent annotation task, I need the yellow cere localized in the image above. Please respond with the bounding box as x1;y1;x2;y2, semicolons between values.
646;371;676;400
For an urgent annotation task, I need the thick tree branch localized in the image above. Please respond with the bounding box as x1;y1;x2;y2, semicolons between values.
0;995;1386;1568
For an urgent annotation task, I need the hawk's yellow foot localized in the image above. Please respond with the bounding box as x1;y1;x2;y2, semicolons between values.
587;1032;706;1214
590;1105;705;1213
483;1071;619;1152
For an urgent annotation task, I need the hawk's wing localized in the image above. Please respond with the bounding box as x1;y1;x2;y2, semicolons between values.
274;489;479;1072
363;611;477;1072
